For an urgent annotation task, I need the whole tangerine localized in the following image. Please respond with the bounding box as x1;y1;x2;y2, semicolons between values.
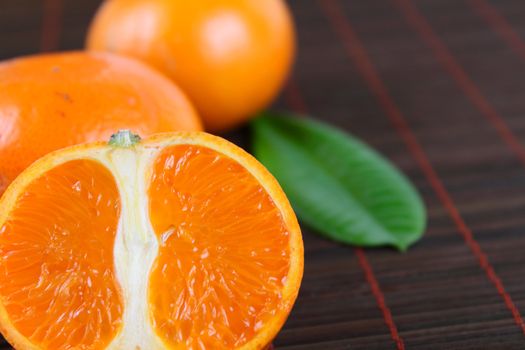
0;51;201;195
86;0;296;132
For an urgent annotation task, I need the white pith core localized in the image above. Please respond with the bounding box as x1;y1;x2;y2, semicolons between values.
83;146;165;349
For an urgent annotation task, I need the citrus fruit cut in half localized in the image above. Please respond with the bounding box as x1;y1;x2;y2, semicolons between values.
0;131;303;350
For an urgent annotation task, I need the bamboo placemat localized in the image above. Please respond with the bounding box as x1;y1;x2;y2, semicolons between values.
2;0;525;349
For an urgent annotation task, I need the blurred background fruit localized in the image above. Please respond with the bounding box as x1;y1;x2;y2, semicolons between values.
0;51;201;195
87;0;296;132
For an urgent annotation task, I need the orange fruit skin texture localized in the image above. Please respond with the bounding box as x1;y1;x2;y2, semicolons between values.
0;51;202;196
87;0;296;132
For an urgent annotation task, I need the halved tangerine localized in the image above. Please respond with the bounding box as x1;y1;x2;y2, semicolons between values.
0;131;303;350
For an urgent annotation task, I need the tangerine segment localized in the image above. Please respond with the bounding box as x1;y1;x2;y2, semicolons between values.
0;160;123;350
148;145;291;348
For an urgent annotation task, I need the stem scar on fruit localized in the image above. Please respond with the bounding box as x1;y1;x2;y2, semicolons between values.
108;130;142;147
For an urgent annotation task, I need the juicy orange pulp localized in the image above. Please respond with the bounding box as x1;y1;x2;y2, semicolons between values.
0;141;295;349
0;160;123;349
149;146;290;348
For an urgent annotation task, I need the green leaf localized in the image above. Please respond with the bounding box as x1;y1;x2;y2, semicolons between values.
251;112;426;251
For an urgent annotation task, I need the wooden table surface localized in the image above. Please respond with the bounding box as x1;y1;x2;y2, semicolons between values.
3;0;525;349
